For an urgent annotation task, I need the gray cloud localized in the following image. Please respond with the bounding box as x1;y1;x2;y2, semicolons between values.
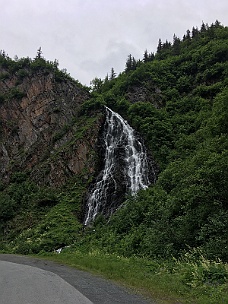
1;0;228;85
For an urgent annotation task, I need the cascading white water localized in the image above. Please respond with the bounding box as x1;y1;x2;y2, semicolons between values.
84;107;151;225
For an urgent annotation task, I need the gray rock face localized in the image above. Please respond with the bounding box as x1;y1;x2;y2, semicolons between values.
0;68;100;187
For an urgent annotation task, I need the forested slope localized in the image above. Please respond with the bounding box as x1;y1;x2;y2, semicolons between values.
0;51;101;253
0;21;227;265
81;21;228;262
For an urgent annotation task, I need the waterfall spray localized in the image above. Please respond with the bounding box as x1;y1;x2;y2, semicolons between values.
84;107;153;225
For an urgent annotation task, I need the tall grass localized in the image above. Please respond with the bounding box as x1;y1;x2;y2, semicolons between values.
39;248;228;304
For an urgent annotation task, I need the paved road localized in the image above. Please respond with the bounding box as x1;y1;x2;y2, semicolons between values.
0;254;153;304
0;260;92;304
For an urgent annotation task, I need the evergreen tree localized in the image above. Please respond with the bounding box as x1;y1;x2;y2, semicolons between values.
163;40;172;49
186;29;191;40
36;47;43;59
104;74;109;83
200;21;207;32
192;26;199;38
148;52;155;61
132;57;137;70
90;77;103;92
143;50;149;62
214;19;222;28
110;67;116;80
173;34;181;55
53;59;59;69
0;50;6;58
157;38;162;53
125;54;137;72
125;54;133;72
143;50;154;63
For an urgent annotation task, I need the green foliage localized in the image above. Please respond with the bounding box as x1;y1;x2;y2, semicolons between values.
0;21;227;292
10;171;28;183
74;22;228;265
0;174;86;254
0;192;17;222
0;177;59;243
0;51;84;90
0;72;10;80
8;87;26;100
16;68;29;80
12;202;82;254
42;249;228;304
176;250;228;290
54;69;68;82
30;57;50;71
80;96;106;115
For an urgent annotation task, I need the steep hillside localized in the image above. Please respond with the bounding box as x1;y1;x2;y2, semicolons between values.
0;56;101;186
0;21;227;265
0;55;104;252
78;21;228;262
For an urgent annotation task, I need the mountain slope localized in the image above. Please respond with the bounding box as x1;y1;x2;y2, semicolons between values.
0;57;101;186
0;21;228;262
0;55;104;252
79;21;228;262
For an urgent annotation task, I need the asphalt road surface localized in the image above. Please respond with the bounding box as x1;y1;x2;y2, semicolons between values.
0;254;154;304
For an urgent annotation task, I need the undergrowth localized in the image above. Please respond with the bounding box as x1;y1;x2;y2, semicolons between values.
38;247;228;304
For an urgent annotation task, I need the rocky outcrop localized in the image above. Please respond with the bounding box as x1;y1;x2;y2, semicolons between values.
0;67;102;187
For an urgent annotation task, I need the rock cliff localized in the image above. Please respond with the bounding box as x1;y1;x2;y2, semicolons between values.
0;65;102;187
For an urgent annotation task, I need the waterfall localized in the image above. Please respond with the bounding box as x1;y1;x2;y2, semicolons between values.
84;107;153;225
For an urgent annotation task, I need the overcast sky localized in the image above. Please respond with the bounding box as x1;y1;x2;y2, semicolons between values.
1;0;227;86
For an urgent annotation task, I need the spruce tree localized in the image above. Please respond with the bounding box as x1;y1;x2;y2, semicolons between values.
143;50;149;62
110;67;116;80
125;54;132;72
157;39;162;53
36;47;42;59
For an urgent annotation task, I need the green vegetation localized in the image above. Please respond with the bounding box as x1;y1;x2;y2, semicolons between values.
12;201;82;254
0;173;85;254
79;21;228;261
0;47;85;93
39;249;228;304
0;21;228;303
